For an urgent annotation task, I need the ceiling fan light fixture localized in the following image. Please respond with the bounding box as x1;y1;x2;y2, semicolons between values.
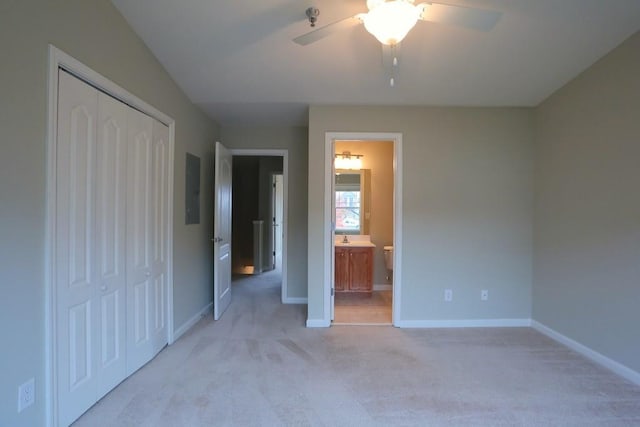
360;0;424;45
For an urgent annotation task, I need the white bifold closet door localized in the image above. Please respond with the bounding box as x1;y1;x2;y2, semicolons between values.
125;107;169;375
56;70;169;426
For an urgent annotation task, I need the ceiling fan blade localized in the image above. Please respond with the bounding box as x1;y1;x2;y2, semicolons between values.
421;3;502;32
293;16;362;46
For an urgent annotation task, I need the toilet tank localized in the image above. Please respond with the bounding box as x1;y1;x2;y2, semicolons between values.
383;246;393;271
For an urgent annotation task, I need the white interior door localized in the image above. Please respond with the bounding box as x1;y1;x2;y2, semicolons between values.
56;70;100;426
213;141;232;320
331;163;336;321
149;119;169;352
273;174;283;270
56;71;129;425
125;107;157;374
95;92;128;399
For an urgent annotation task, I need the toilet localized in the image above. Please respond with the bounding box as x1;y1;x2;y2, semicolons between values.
383;245;393;280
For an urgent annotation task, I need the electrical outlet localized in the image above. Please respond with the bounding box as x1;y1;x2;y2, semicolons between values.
444;289;453;302
481;290;489;301
18;378;35;412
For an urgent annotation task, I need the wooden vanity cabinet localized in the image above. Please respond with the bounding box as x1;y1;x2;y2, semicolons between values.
335;247;373;293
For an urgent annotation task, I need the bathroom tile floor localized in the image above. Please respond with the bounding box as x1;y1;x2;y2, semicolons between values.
333;291;392;324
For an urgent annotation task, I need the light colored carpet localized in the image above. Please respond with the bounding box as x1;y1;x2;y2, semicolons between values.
73;270;640;426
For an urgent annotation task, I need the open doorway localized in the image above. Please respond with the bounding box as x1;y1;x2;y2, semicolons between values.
230;149;289;303
332;140;394;324
323;132;403;326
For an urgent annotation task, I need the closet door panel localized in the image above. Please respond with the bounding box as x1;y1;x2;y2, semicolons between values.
126;108;155;374
56;70;99;427
95;93;128;398
150;119;169;352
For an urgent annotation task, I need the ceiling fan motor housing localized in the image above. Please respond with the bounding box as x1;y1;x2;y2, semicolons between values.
306;7;320;27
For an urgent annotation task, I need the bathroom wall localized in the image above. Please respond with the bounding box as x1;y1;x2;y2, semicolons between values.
335;140;394;286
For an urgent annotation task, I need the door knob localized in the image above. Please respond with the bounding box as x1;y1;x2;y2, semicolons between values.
213;237;223;243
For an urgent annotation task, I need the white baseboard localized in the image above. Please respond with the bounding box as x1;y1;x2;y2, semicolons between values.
283;297;308;304
306;318;330;328
396;318;532;328
373;284;392;291
531;320;640;386
172;302;212;342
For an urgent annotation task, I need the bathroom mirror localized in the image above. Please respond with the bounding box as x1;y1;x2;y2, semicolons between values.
335;169;371;235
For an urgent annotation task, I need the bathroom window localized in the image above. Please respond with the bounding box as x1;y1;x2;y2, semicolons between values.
335;190;361;233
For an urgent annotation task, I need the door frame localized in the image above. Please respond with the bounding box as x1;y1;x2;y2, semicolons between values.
230;149;291;304
323;132;403;326
45;45;175;426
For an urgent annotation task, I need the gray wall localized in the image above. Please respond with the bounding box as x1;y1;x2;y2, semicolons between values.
220;126;309;300
533;31;640;373
0;1;218;425
308;107;534;322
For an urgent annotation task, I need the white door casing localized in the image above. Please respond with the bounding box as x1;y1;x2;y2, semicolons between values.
330;157;336;321
213;141;232;320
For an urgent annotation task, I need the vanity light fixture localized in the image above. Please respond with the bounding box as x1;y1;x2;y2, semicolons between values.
335;151;363;170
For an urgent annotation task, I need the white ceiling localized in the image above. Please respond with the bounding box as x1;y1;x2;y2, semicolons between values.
110;0;640;126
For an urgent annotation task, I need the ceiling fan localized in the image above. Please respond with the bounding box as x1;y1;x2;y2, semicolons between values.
294;0;502;47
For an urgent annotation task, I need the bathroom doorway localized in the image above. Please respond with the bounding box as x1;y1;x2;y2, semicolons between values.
333;140;394;324
324;132;403;326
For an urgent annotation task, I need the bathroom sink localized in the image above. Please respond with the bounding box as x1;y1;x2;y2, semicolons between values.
334;235;376;247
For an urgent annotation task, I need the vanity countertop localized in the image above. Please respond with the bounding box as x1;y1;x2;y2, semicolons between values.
334;235;376;248
335;241;376;248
